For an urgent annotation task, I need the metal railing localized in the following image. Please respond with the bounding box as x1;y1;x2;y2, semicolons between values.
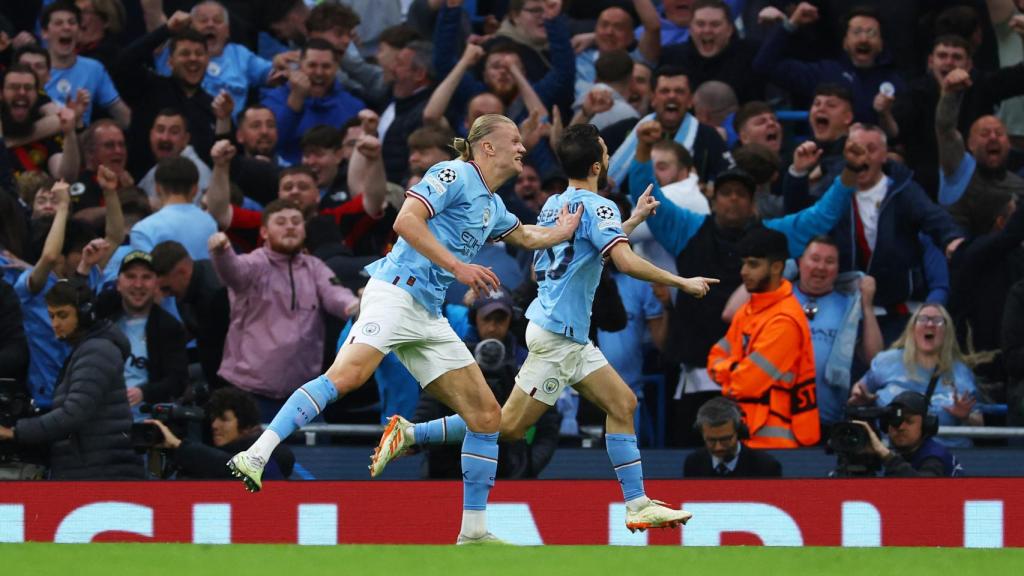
296;423;1024;444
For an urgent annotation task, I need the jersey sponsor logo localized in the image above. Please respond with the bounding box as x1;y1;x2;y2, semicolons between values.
598;219;622;230
542;378;559;394
437;167;458;184
361;322;382;336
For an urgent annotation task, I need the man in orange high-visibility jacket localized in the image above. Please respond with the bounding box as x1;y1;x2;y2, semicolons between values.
708;227;820;448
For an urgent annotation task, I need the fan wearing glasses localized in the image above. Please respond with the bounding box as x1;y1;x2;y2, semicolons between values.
849;304;983;448
793;235;883;432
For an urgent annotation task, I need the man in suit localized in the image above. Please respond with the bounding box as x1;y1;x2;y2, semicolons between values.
683;396;782;477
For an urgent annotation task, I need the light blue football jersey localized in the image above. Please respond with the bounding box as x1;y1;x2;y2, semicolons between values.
366;160;520;316
526;187;628;343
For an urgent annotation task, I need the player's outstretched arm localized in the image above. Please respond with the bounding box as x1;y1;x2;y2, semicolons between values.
393;196;501;292
505;202;583;250
621;184;659;235
608;242;718;298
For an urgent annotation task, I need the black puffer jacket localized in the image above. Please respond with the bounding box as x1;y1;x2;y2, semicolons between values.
15;321;144;479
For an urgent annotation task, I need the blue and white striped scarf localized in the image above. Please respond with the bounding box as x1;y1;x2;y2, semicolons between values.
608;112;699;189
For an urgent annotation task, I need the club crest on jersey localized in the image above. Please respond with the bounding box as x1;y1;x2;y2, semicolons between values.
438;167;458;184
483;208;491;226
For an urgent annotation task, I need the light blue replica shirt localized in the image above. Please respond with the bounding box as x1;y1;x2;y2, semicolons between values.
366;160;520;316
526;187;629;344
155;43;272;118
45;56;121;125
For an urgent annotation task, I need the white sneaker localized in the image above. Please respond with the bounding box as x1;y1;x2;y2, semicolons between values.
227;451;266;493
369;415;414;478
625;499;693;533
455;532;505;545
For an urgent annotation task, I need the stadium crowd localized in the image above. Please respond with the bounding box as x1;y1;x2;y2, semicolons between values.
0;0;1023;480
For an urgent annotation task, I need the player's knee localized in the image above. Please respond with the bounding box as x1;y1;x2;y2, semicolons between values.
611;391;638;421
324;365;362;395
466;400;502;434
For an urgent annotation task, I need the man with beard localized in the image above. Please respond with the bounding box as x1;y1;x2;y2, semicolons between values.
130;157;218;260
112;12;219;179
2;65;80;182
261;39;366;166
41;1;130;128
234;105;283;164
938;67;1024;234
753;3;905;128
607;67;729;188
574;2;662;102
95;250;188;420
708;227;820;448
207;199;358;419
371;124;709;533
138;109;212;207
627;121;862;446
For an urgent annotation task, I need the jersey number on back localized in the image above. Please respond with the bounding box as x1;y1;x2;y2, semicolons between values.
544;238;575;280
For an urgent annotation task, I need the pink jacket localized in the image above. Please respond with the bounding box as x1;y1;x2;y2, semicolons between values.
212;247;356;399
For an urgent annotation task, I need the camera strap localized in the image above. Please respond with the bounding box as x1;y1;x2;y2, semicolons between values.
923;366;941;406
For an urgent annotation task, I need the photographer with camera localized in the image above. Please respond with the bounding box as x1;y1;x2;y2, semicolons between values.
849;391;963;477
143;387;294;480
413;287;560;479
0;280;143;479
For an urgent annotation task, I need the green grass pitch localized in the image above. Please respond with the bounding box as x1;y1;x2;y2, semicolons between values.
3;543;1021;576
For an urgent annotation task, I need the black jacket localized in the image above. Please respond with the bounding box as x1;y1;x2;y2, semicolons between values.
96;291;190;404
172;434;294;480
895;64;1024;197
660;36;765;104
15;321;144;479
683;446;783;478
0;278;28;382
1002;278;1024;382
179;260;230;388
828;162;962;308
113;24;218;178
382;88;432;184
949;203;1024;382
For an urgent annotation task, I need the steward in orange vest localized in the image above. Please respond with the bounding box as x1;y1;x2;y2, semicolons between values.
708;228;820;448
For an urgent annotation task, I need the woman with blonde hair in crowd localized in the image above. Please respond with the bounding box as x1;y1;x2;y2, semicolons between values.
850;303;983;447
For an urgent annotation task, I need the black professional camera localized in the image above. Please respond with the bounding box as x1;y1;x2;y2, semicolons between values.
131;402;207;451
474;339;507;374
0;378;37;464
828;405;902;476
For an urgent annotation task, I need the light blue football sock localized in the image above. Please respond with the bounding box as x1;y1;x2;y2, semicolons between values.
461;430;499;511
266;375;338;440
413;415;467;445
606;433;646;502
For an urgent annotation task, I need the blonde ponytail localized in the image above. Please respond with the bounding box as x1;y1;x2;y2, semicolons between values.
451;114;516;162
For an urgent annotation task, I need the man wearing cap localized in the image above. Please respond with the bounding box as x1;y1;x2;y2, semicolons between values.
708;228;820;448
627;119;863;446
96;250;189;420
851;391;963;477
